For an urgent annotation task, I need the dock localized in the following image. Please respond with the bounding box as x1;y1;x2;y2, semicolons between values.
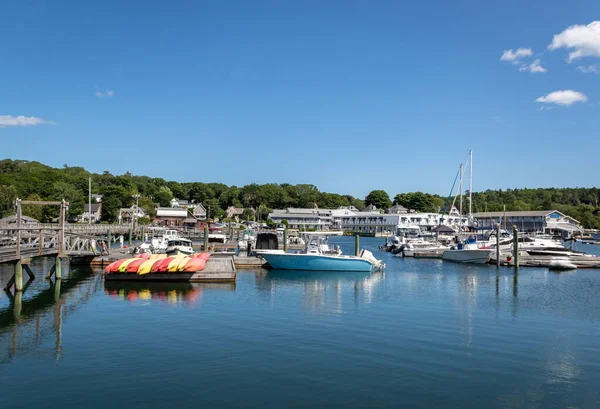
104;257;236;282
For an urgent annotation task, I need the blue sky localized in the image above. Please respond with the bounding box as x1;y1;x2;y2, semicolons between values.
1;1;599;199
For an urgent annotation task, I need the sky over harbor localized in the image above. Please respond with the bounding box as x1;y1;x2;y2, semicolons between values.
1;1;599;199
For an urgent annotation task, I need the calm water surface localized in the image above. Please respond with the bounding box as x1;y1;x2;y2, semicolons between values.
1;237;599;409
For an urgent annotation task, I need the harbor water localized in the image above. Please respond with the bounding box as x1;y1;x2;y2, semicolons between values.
1;237;599;409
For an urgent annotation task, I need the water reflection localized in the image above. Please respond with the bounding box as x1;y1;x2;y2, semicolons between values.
103;281;236;305
0;267;100;365
254;269;386;313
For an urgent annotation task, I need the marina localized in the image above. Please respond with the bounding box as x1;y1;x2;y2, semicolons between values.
1;236;599;409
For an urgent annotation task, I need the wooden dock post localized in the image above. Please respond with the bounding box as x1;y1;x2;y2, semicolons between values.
496;223;500;267
512;225;519;269
55;257;62;279
108;230;112;247
355;234;360;256
283;228;288;252
128;227;132;247
14;261;23;292
204;225;209;251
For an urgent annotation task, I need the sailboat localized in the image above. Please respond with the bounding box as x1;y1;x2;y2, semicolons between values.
442;150;492;264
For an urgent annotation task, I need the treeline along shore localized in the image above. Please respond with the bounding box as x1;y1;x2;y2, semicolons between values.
1;159;599;228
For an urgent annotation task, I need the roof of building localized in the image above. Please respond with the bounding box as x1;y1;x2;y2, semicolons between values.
193;204;206;213
0;215;39;224
156;207;189;217
270;212;332;219
84;203;101;212
472;210;564;218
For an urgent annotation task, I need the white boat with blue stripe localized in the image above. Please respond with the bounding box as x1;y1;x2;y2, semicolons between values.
260;234;384;272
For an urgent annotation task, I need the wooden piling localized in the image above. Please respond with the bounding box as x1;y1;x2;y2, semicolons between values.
14;261;23;292
283;228;288;252
55;256;62;279
204;225;209;251
128;227;132;247
512;225;519;269
355;234;360;256
496;223;500;267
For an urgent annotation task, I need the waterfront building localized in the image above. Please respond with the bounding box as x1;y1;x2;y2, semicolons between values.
269;205;471;234
78;203;102;223
192;203;207;220
269;208;334;230
472;210;581;234
155;207;199;229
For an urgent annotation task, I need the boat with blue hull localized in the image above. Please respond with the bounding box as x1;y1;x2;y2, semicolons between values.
261;253;376;272
260;234;384;272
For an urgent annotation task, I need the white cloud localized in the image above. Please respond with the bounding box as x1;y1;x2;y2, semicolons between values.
519;58;547;73
0;115;55;128
500;48;533;63
577;65;598;74
535;90;588;106
95;90;115;97
548;21;600;62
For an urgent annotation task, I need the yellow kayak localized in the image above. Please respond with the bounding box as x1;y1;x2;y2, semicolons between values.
118;258;139;273
137;259;159;275
176;257;192;272
167;256;186;272
149;253;168;260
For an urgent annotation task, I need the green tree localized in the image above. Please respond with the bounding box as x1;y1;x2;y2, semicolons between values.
365;190;391;210
22;194;44;221
0;185;18;217
155;186;173;207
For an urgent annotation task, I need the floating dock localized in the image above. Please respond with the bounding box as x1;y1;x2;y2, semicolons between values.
104;258;236;282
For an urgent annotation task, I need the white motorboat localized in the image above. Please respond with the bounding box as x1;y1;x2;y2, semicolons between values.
442;238;492;264
208;227;227;243
138;229;182;253
165;238;195;256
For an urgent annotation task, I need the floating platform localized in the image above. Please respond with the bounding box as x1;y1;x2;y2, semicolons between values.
233;255;268;269
104;258;236;282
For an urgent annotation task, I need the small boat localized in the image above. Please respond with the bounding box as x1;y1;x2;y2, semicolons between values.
165;238;195;256
442;238;492;264
260;234;383;272
208;227;227;243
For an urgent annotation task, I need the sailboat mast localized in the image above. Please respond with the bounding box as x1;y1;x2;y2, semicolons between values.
469;149;473;218
459;163;463;227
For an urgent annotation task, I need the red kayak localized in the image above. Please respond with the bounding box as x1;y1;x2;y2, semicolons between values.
104;260;119;273
126;258;147;273
195;252;211;261
109;259;128;273
154;257;175;273
184;257;206;272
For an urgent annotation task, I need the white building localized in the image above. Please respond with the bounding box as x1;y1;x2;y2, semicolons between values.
269;205;471;233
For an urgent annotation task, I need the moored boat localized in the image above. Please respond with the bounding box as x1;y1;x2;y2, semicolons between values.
260;234;383;272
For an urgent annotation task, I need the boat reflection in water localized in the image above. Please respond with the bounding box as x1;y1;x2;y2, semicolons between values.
255;269;386;313
103;281;235;305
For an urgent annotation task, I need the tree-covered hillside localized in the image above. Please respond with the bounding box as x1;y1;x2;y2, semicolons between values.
0;159;598;228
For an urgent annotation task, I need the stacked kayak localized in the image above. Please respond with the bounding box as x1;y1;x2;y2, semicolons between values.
104;253;211;275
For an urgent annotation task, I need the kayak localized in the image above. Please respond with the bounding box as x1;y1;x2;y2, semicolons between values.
176;257;192;272
184;257;206;272
167;256;186;272
196;252;211;261
109;259;128;273
155;257;175;273
118;258;139;273
126;258;146;273
138;259;161;275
